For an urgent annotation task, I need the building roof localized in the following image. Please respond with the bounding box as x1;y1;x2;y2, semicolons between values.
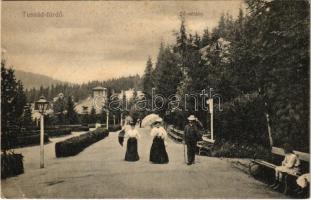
92;86;106;91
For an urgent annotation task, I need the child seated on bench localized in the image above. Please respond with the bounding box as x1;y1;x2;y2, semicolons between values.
270;143;301;190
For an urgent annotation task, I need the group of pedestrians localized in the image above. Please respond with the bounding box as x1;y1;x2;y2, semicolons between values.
119;114;203;165
121;118;169;164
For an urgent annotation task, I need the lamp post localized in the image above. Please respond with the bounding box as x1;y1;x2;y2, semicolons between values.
106;110;109;129
120;112;123;126
35;96;49;168
206;98;214;142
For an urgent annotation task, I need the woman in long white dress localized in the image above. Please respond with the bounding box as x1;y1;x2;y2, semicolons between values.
149;118;169;164
124;121;141;161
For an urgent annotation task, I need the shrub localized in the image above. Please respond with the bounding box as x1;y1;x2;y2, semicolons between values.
108;125;122;132
48;125;89;132
210;140;271;160
21;127;73;137
71;126;89;132
45;128;72;137
55;128;109;157
22;125;39;131
15;134;50;147
1;152;24;179
20;130;40;136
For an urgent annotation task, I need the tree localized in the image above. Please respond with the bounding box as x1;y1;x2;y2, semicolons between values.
154;45;182;117
53;94;66;125
90;107;97;124
175;12;188;57
133;88;137;101
22;104;33;128
201;28;210;47
66;96;78;124
1;62;27;151
142;57;154;98
243;0;309;150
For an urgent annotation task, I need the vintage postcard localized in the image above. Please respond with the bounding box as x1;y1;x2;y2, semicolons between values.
1;0;310;198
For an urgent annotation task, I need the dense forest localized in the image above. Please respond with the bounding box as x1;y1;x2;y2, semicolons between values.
142;0;309;152
25;75;142;103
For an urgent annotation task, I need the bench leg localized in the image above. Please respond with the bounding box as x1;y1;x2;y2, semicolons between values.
248;162;254;175
248;162;260;177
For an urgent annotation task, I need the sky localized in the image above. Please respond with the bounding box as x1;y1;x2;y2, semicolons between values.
2;1;245;84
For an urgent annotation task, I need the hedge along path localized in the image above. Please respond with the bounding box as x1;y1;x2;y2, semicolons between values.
55;128;109;157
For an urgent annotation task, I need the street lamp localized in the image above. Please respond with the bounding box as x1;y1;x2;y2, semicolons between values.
206;98;214;142
35;96;49;168
102;106;109;130
106;110;109;129
120;112;123;126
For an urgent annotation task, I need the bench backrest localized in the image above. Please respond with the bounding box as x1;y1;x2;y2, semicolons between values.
271;147;310;162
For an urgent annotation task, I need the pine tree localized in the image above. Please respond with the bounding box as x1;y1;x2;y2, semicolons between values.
54;94;66;125
131;88;138;105
122;91;127;111
175;12;188;57
90;106;97;124
153;43;164;88
154;46;182;97
22;104;33;128
66;96;78;124
1;62;27;151
142;57;154;98
15;81;27;119
201;28;210;47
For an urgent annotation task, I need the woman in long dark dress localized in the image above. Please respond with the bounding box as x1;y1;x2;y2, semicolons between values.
124;121;141;161
149;118;169;164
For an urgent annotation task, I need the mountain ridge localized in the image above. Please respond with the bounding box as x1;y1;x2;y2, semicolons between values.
14;69;68;89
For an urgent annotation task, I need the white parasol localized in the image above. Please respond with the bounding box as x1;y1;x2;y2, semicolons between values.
141;114;161;127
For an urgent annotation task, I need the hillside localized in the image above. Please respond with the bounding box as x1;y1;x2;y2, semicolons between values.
14;69;65;89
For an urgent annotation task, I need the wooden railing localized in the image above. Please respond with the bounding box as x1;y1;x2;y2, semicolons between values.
167;125;183;142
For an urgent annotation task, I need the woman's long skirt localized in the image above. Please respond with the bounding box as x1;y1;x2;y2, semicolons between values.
149;136;169;164
125;138;139;161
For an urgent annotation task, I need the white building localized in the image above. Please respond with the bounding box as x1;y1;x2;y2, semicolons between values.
75;86;107;114
118;89;144;101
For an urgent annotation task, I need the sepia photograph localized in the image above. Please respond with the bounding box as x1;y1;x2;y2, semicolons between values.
1;0;310;198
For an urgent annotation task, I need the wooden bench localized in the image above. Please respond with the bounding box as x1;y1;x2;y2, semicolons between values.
249;147;309;195
167;126;215;155
167;126;183;142
197;135;215;155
